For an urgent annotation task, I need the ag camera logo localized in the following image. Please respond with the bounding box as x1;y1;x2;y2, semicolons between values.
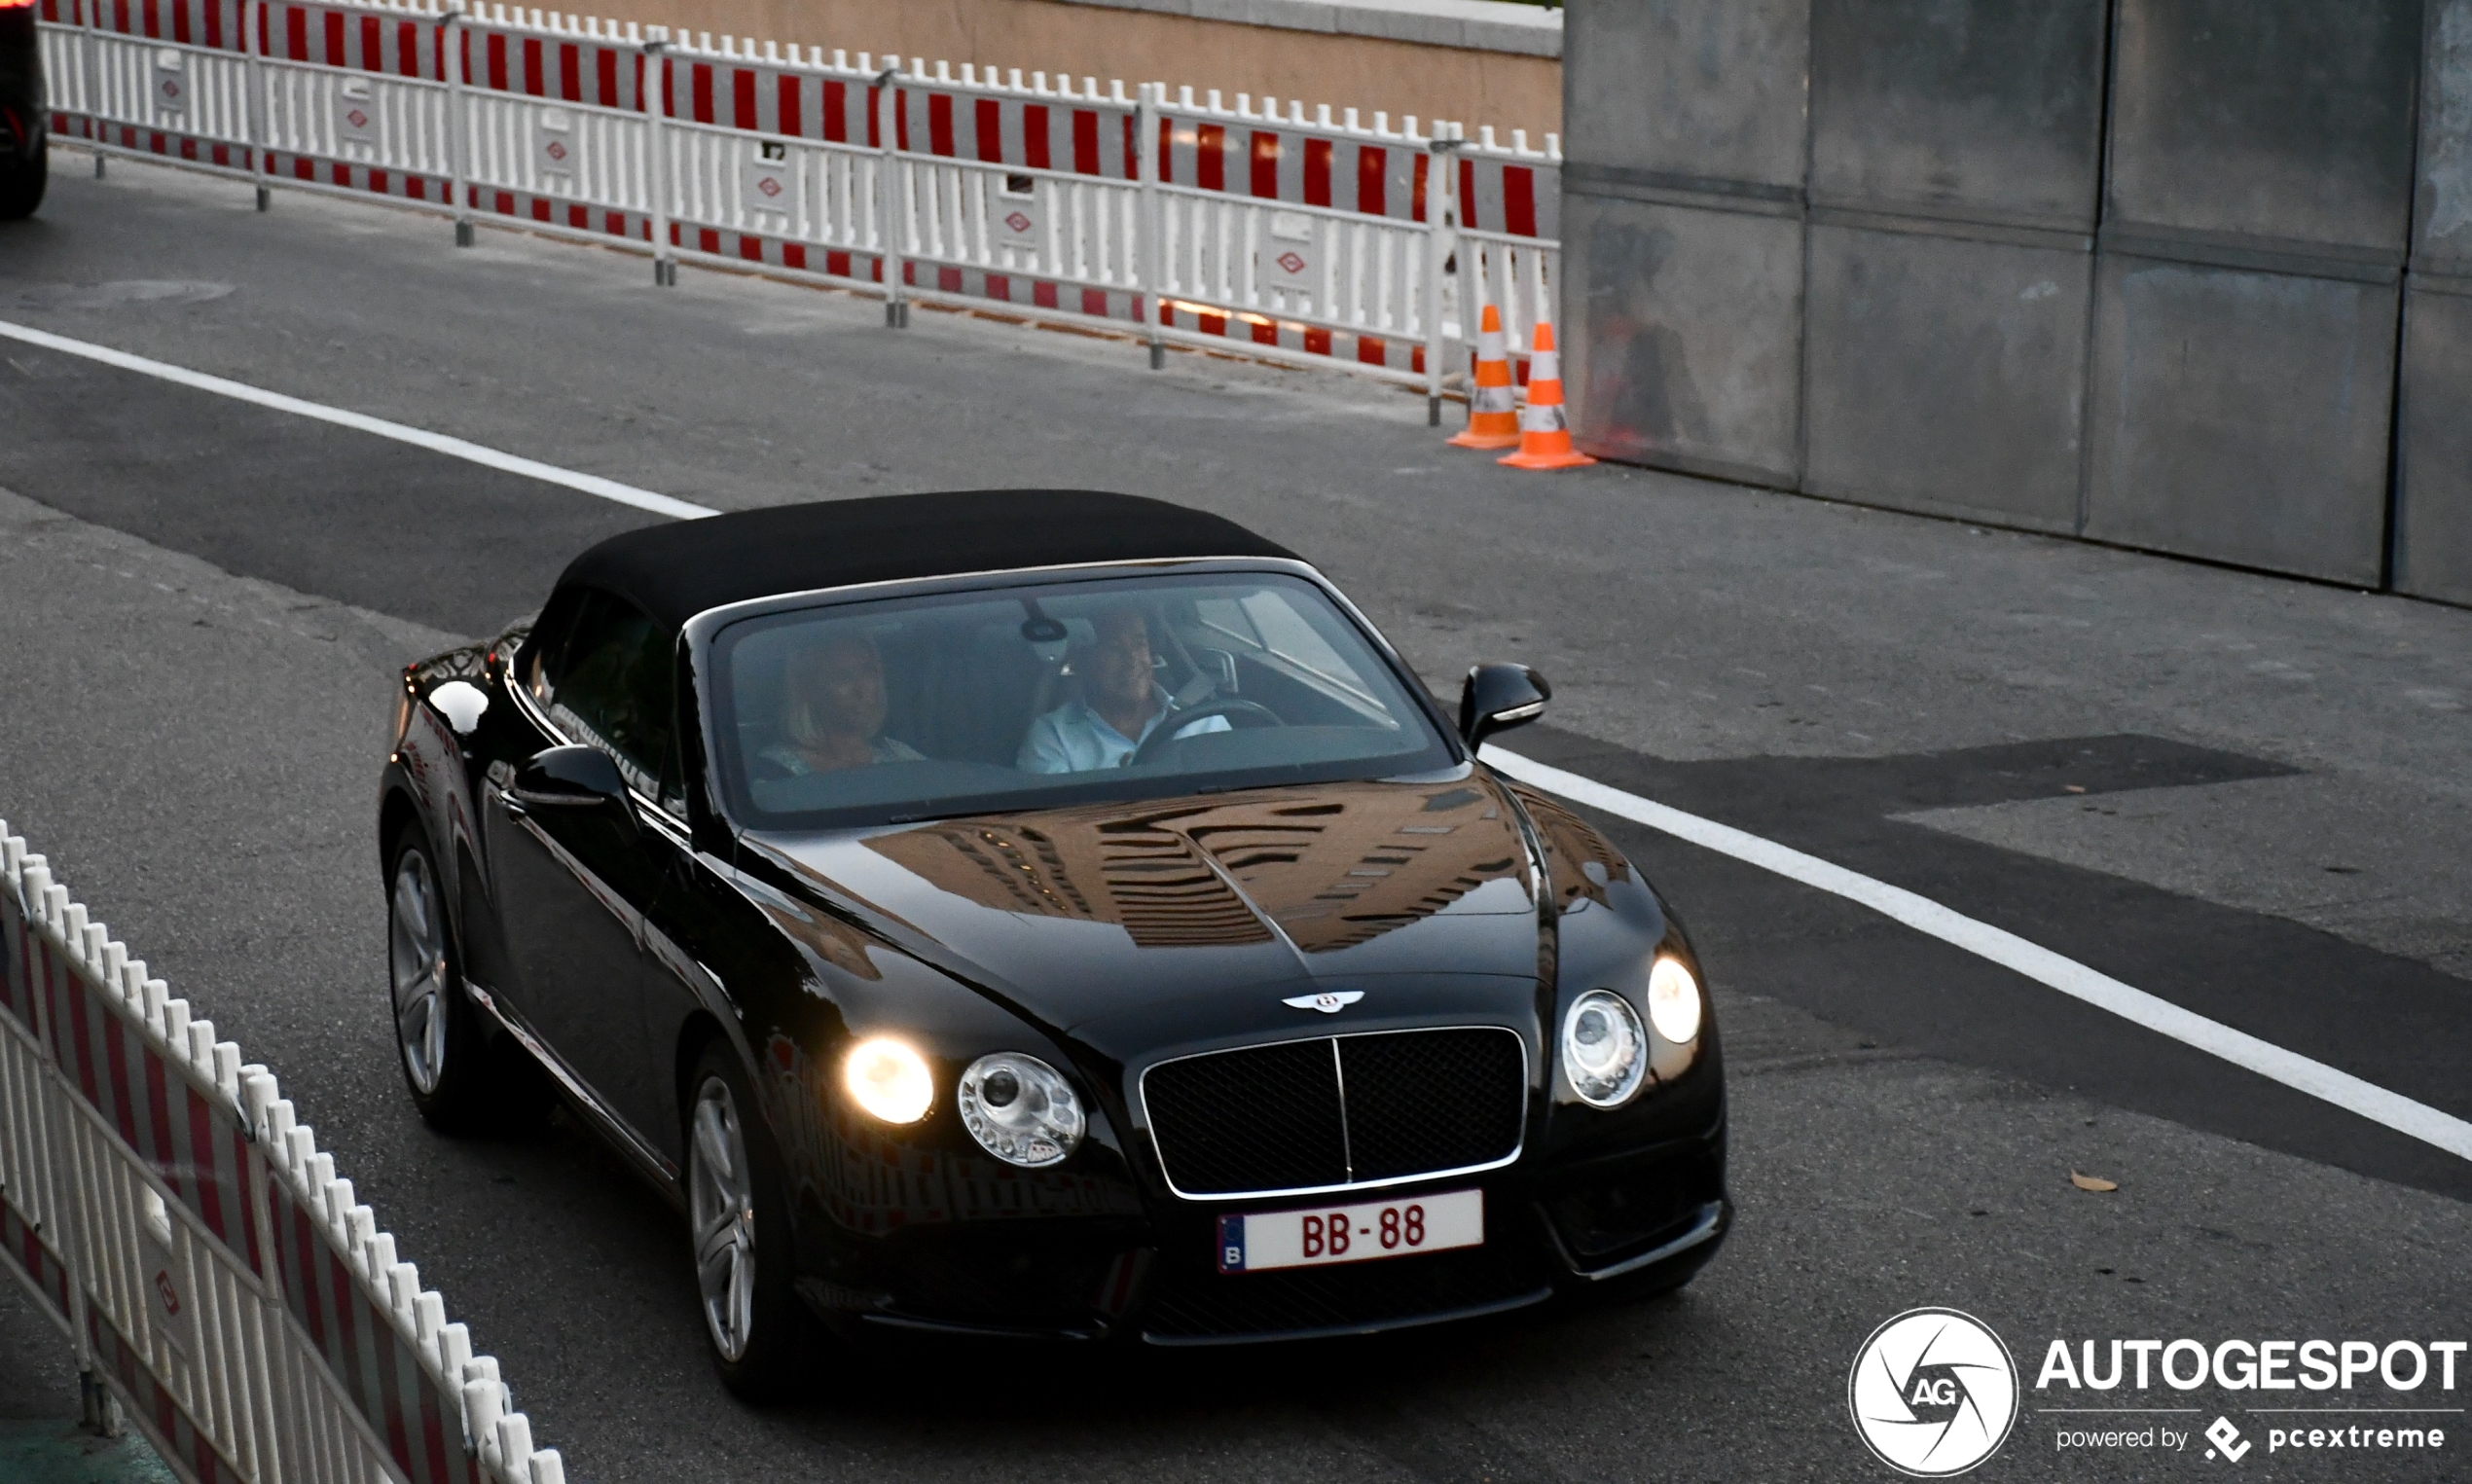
1850;1308;2021;1476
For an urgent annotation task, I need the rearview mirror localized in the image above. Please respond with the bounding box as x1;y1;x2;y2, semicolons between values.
511;744;636;822
1460;664;1550;752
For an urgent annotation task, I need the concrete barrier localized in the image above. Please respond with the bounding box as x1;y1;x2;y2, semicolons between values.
35;0;1564;399
0;820;563;1484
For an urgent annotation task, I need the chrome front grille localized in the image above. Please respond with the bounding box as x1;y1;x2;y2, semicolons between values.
1140;1027;1527;1199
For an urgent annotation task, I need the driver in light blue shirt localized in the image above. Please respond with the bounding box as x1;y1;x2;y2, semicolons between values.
1017;605;1231;773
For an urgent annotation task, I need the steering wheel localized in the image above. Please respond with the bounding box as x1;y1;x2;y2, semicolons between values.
1127;699;1286;767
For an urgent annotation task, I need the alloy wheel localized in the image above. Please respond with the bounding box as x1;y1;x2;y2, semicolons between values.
690;1077;759;1362
387;850;450;1095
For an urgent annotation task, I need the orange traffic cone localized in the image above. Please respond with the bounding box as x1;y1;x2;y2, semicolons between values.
1448;304;1521;450
1498;320;1595;471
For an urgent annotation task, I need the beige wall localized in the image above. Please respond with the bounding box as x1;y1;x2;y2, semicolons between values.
581;0;1561;139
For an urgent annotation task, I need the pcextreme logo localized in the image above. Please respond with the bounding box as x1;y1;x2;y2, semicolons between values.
1850;1308;2022;1476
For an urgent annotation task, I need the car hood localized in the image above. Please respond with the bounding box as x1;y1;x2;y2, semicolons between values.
749;773;1546;1042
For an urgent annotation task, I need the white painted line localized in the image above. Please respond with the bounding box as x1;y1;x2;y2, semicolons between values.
1484;744;2472;1164
0;318;719;523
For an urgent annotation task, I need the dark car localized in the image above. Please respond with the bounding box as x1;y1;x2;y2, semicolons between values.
378;491;1727;1394
0;0;43;221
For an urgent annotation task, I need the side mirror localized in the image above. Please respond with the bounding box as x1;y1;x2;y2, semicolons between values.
1460;664;1550;752
511;744;636;822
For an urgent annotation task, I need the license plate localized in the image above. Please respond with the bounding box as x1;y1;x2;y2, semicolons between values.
1217;1189;1483;1274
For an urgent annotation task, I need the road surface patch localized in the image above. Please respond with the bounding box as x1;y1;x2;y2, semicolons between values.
1482;744;2472;1166
0;318;711;521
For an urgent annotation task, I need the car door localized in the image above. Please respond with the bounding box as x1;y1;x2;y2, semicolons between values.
631;825;759;1170
487;588;676;1149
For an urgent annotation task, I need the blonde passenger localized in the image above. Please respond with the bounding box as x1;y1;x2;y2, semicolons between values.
763;632;924;775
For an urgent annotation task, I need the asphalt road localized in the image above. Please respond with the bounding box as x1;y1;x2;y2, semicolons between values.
0;156;2466;1483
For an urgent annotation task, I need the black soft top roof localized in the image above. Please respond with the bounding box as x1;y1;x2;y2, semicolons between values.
557;490;1300;631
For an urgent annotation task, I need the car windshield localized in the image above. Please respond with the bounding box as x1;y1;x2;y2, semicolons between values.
706;570;1458;830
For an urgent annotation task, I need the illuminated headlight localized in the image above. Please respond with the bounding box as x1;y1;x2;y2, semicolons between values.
958;1053;1084;1168
843;1037;933;1124
1562;990;1648;1107
1648;956;1702;1045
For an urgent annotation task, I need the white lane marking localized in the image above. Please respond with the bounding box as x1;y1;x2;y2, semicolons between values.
1484;745;2472;1164
0;318;718;522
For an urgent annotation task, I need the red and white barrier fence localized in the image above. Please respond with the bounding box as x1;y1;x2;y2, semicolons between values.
0;820;562;1484
33;0;1560;396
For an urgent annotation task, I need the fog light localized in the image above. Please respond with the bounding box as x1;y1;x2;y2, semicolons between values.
844;1036;933;1124
1647;956;1702;1044
958;1052;1084;1168
1563;990;1647;1107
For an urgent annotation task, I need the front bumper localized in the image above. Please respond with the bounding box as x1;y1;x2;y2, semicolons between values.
798;1111;1729;1346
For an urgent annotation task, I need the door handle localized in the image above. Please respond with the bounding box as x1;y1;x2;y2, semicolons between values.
509;785;611;809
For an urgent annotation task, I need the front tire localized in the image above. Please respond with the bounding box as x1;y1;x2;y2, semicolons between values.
386;826;494;1132
685;1041;808;1401
0;136;47;222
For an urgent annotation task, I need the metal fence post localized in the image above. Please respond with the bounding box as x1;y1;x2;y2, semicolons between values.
874;62;905;326
647;33;674;284
447;1;473;245
81;0;104;177
1138;82;1165;371
1423;125;1460;427
243;0;270;209
14;881;99;1431
236;1072;307;1482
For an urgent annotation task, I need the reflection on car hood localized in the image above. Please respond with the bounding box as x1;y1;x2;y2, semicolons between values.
754;774;1544;1031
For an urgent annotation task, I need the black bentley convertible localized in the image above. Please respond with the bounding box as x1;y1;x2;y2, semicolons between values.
378;490;1727;1394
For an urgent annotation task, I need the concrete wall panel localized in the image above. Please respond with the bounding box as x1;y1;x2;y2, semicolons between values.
1563;195;1803;486
1803;225;2090;530
1563;0;1808;187
2108;0;2420;253
2396;287;2472;605
2398;0;2472;605
2417;0;2472;271
1564;0;2463;604
1809;0;2107;228
2086;257;2398;585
